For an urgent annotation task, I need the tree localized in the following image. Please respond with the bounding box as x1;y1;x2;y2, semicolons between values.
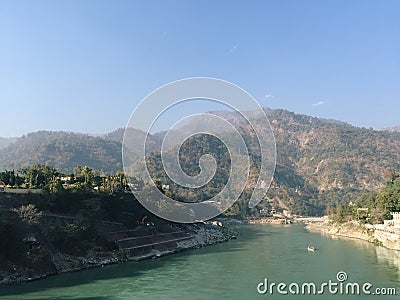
14;204;43;225
74;165;97;185
0;170;24;187
22;164;58;188
48;179;65;193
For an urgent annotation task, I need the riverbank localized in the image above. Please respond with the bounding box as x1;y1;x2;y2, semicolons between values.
305;220;400;251
129;223;238;261
0;223;237;285
246;216;328;225
305;221;374;242
247;217;292;225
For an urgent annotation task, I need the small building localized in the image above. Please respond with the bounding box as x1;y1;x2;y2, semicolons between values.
392;212;400;229
283;210;292;217
382;212;400;229
357;207;369;213
60;176;71;182
259;208;268;215
0;181;5;193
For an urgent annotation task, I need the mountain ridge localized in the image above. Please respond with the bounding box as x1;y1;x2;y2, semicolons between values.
1;108;400;215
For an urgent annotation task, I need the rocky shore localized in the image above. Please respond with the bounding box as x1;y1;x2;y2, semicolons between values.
305;221;400;251
306;221;374;241
0;223;237;285
176;224;237;250
0;250;124;285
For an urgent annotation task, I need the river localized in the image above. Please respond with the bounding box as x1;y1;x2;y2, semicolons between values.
0;224;399;299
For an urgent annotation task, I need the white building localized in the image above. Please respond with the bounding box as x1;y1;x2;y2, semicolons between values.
383;212;400;229
392;212;400;229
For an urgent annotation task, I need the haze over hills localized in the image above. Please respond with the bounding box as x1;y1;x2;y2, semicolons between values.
384;125;400;133
1;108;400;215
0;137;19;150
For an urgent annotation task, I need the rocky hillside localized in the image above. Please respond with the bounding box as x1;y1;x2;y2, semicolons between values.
267;110;400;214
1;109;400;215
142;109;400;215
271;110;400;191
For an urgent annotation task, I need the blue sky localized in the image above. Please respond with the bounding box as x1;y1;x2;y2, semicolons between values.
1;0;399;137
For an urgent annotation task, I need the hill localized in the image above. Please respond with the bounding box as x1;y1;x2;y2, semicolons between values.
1;109;400;215
0;131;123;174
266;109;400;213
0;137;18;150
141;109;400;216
0;129;163;174
384;125;400;133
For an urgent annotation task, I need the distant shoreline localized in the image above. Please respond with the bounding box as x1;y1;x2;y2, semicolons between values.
246;216;328;225
247;217;293;225
305;220;400;251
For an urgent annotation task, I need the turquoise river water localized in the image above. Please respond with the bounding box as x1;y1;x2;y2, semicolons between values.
0;224;399;299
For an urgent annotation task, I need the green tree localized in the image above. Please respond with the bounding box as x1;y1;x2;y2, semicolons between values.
21;164;58;188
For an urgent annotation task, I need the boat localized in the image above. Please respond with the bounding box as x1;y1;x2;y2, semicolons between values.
307;246;315;252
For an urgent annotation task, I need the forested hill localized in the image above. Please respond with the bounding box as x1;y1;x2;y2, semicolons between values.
1;109;400;215
0;129;162;174
143;109;400;215
265;110;400;214
270;109;400;191
0;131;123;174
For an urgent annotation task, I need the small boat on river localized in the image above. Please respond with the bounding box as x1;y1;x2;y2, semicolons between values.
307;246;315;252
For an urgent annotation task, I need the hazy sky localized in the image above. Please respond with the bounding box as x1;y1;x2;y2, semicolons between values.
1;0;399;137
